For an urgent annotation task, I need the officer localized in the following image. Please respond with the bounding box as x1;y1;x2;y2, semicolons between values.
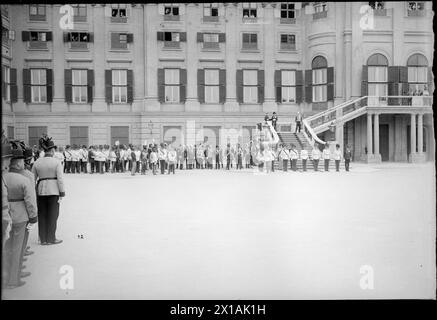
32;136;65;245
344;145;352;172
3;148;38;289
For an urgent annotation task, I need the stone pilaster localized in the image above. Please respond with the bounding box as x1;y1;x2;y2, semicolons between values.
224;3;239;112
262;3;277;113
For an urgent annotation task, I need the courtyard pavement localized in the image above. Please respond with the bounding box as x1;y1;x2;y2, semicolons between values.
2;162;436;299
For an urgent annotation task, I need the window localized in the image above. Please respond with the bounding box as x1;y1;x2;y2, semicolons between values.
111;4;126;17
203;33;219;49
72;70;88;103
7;126;14;140
367;53;388;97
165;69;180;103
31;69;47;103
242;33;257;50
280;34;296;50
111;126;129;146
407;2;425;16
3;65;10;102
281;3;295;19
69;32;90;49
70;126;89;146
164;3;179;20
242;3;257;18
28;126;47;148
29;4;46;21
72;4;87;21
28;31;50;49
313;2;328;19
312;56;328;103
112;70;127;103
204;3;218;19
163;32;181;47
204;69;219;103
369;1;385;9
281;70;296;103
30;31;46;42
111;33;132;49
243;70;258;103
407;54;428;93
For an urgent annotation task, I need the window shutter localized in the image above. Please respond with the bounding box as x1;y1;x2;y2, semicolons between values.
361;65;368;96
236;70;243;103
180;69;187;103
388;66;399;83
388;82;399;96
63;32;69;42
127;70;133;103
157;31;164;41
274;70;281;103
158;68;165;103
197;32;203;43
22;31;30;42
127;33;134;43
197;69;204;103
327;83;334;101
219;69;226;104
111;32;121;48
45;32;52;41
218;33;226;43
218;6;224;16
428;67;434;94
180;32;187;42
327;67;334;84
258;69;264;104
179;4;185;15
296;70;303;104
87;69;94;103
399;66;408;83
304;69;312;103
126;5;131;18
10;68;17;103
23;69;31;103
105;69;112;104
88;33;94;43
46;69;53;103
65;69;72;103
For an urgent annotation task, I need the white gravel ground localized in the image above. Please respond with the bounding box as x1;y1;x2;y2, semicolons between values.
2;162;436;300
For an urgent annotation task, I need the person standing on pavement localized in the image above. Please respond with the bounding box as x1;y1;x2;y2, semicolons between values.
32;135;65;246
2;133;13;251
323;144;331;172
344;145;352;172
295;112;303;133
158;143;167;174
271;112;278;131
312;143;321;172
278;144;290;172
334;144;342;172
63;145;72;174
3;148;38;289
289;144;299;172
300;148;309;172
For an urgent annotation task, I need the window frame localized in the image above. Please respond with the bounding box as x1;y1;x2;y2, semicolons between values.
112;69;128;104
72;4;87;22
72;69;88;103
367;53;388;97
203;3;219;17
3;65;10;102
164;68;180;103
407;54;428;93
29;4;46;21
242;33;258;50
280;70;296;103
30;68;47;103
242;69;258;104
280;34;296;50
242;2;257;18
280;3;296;19
204;68;220;104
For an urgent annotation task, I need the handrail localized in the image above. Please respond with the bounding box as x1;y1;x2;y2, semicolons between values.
304;96;368;122
302;119;326;146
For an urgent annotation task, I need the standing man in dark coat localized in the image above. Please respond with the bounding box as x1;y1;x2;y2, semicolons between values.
344;145;352;172
32;136;65;245
271;112;278;131
295;112;303;133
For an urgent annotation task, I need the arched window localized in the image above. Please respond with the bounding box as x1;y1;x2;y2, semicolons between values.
312;56;328;102
367;53;388;97
407;54;428;94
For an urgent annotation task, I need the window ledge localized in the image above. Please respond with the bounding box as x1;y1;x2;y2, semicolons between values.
69;48;90;52
278;49;298;53
241;49;260;53
109;49;131;53
27;48;50;52
162;47;183;52
201;48;221;53
27;102;50;105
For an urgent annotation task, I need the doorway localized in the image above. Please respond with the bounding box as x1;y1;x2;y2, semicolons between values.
379;124;389;161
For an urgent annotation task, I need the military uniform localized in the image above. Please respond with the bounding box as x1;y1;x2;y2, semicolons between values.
289;147;299;171
323;147;331;172
300;149;309;172
333;147;342;172
278;147;289;172
3;163;37;287
311;146;321;172
32;149;65;245
344;148;352;172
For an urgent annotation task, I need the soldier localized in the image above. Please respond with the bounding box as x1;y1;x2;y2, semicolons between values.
225;143;231;170
278;144;290;172
215;145;221;169
323;144;331;172
54;146;65;169
300;148;309;172
64;145;72;173
271;112;278;131
140;145;148;175
3;148;38;289
80;145;88;174
312;143;321;172
334;144;342;172
2;134;13;251
344;145;352;172
32;135;65;245
236;144;243;170
289;144;299;172
134;146;141;173
167;146;177;174
71;144;80;174
88;145;96;174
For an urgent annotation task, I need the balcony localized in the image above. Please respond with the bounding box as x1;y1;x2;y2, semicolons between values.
280;17;296;24
313;11;327;20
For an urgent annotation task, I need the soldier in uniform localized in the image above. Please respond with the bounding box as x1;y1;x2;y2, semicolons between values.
80;145;88;174
64;145;72;173
344;145;352;172
323;144;331;172
3;148;38;288
289;144;299;172
32;135;65;245
2;134;13;251
333;144;342;172
311;143;321;172
278;144;290;172
300;148;309;172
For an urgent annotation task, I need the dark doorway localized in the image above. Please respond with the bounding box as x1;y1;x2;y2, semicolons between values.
379;124;389;161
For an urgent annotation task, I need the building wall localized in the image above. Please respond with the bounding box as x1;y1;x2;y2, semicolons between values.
1;2;434;152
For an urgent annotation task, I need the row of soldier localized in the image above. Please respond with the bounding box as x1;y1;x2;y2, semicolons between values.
2;133;65;289
30;140;353;175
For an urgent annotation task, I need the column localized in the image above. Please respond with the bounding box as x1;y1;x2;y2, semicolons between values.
185;3;201;112
144;4;160;111
366;113;373;162
410;113;416;160
373;113;381;162
262;3;277;112
224;3;239;112
131;4;144;112
92;5;107;112
51;5;67;112
417;113;423;154
344;2;352;100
